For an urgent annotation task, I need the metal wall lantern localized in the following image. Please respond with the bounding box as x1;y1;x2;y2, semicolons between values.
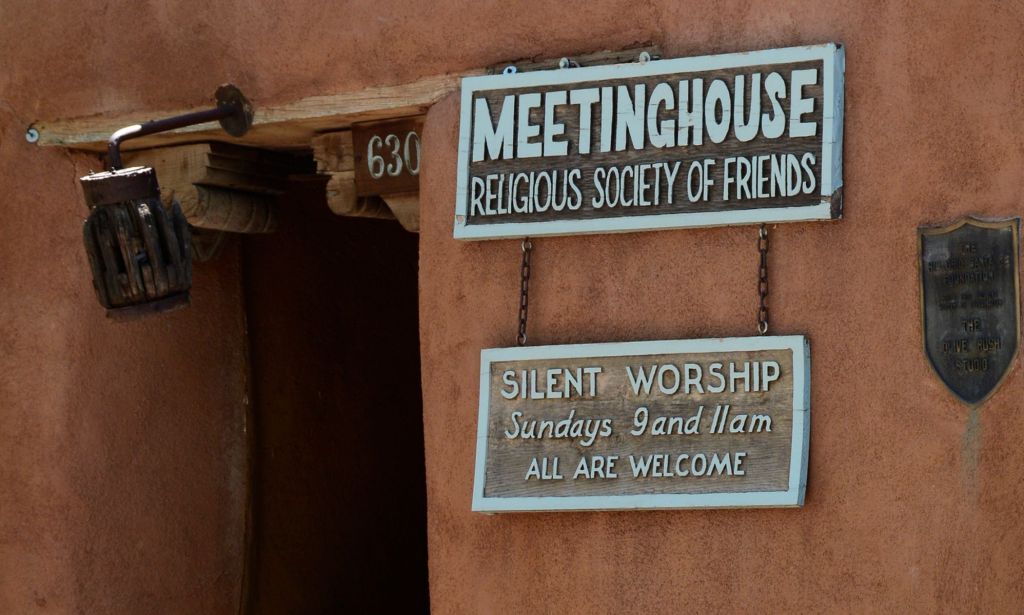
79;84;253;319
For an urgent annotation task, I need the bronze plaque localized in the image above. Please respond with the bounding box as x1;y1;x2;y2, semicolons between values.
920;217;1020;405
352;117;423;197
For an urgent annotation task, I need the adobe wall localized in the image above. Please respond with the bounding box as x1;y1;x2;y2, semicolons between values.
416;2;1024;613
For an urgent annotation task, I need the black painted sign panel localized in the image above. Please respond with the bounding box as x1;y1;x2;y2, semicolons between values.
920;217;1020;405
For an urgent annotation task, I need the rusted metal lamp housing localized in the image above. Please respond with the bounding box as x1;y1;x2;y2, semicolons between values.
79;85;253;318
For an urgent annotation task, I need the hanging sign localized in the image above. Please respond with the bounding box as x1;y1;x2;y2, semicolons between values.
920;217;1020;405
454;43;844;240
472;336;810;512
352;117;423;196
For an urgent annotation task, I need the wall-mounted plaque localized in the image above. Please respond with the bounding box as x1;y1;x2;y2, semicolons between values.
920;217;1020;405
472;336;810;512
352;117;423;197
454;43;844;239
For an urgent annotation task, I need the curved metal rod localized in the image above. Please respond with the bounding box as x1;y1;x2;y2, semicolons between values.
107;104;240;170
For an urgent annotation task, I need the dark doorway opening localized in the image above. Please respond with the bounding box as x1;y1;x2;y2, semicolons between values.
242;179;428;613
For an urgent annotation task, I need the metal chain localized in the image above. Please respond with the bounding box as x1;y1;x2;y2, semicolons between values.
757;224;770;335
517;238;533;346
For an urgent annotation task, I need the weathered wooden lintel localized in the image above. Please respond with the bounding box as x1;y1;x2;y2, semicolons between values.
122;142;311;238
31;45;659;153
33;73;472;152
311;130;422;231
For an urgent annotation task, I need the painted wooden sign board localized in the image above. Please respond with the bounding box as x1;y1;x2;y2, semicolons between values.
920;217;1020;405
454;43;845;239
472;336;810;512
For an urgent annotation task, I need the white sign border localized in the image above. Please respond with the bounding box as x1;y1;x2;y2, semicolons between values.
454;43;845;240
472;335;811;512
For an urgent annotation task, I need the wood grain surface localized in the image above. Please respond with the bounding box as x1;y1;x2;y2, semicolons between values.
481;349;795;498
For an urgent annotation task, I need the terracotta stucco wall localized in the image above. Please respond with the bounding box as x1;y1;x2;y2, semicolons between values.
0;6;255;611
416;2;1024;613
0;115;249;610
2;0;1024;612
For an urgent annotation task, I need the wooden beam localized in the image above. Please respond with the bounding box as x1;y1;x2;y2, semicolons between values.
381;193;420;233
312;131;394;221
32;45;659;152
124;143;310;233
190;227;228;263
312;130;424;231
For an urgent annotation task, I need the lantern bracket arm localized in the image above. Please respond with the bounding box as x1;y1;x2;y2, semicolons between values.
106;84;253;170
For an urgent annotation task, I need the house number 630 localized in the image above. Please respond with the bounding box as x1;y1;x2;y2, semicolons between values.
367;131;421;179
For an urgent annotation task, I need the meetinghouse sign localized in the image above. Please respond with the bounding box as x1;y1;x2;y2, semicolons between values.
472;336;810;512
454;43;845;239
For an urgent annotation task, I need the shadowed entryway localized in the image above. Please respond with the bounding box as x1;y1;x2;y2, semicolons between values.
242;178;428;613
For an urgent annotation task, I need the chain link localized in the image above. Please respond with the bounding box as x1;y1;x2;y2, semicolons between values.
517;238;533;346
757;224;770;335
517;230;768;341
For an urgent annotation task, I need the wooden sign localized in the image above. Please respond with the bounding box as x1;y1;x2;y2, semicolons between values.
920;217;1020;405
472;336;810;512
352;117;423;196
454;44;845;239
